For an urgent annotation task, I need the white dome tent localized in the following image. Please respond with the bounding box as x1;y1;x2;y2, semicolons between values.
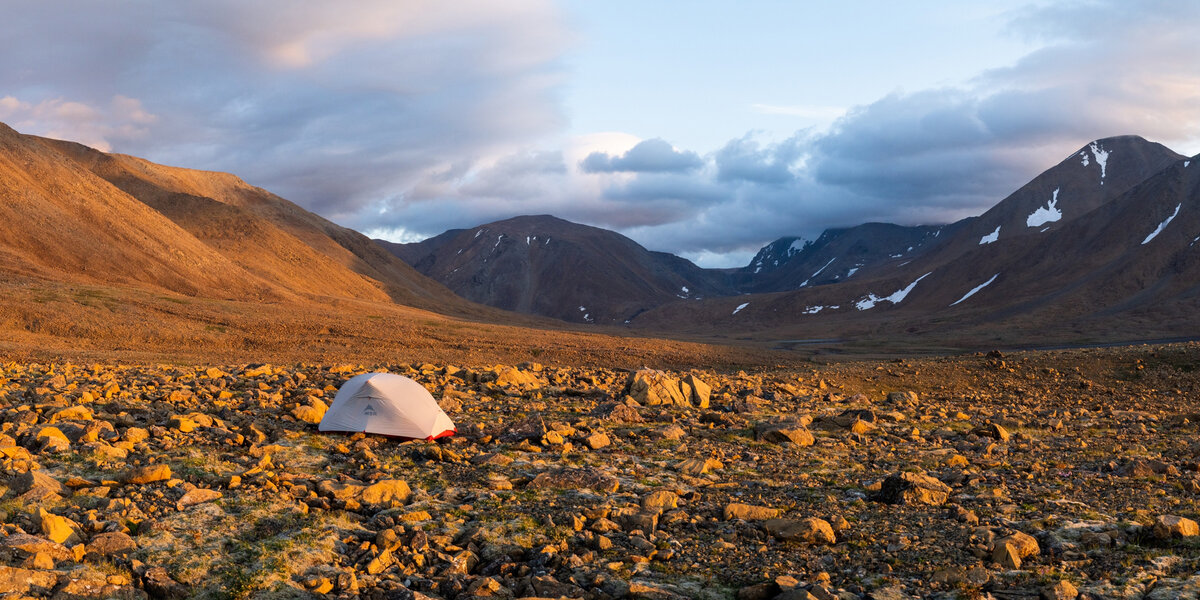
319;372;456;440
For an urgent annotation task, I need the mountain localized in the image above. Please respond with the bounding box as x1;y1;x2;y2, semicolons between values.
732;136;1184;295
730;222;962;293
0;122;478;316
631;141;1200;348
380;215;736;324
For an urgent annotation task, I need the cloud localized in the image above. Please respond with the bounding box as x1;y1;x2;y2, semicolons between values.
0;0;572;221
580;138;704;173
3;0;1200;270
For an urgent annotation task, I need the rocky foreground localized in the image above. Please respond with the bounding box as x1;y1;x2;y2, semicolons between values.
2;344;1200;599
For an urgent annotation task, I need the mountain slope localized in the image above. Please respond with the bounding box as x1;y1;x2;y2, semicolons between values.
381;215;737;323
732;222;963;293
632;149;1200;348
37;137;463;312
0;123;280;300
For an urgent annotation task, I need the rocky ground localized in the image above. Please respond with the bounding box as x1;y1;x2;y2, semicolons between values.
2;343;1200;599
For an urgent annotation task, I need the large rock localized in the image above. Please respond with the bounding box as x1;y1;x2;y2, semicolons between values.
493;367;541;388
0;533;74;562
1154;515;1200;539
764;518;836;544
755;423;815;446
361;479;412;508
0;565;58;595
627;370;690;407
9;470;65;500
527;468;620;493
87;531;138;557
681;374;712;408
291;399;328;425
995;531;1040;558
176;488;223;510
876;472;952;505
724;503;780;521
37;508;81;545
124;464;172;485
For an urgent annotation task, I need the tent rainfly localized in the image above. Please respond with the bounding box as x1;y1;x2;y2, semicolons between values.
319;372;455;440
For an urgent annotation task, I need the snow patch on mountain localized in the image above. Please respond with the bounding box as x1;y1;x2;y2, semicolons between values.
855;272;932;311
1142;204;1181;245
732;302;749;315
979;226;1000;245
1027;189;1062;228
950;273;999;307
803;305;840;314
1090;142;1110;183
811;257;836;278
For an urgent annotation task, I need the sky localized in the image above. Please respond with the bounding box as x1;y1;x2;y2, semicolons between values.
2;1;1199;267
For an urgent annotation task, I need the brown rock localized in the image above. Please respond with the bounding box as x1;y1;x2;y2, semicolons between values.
360;479;412;508
1153;514;1200;538
756;423;815;446
292;400;328;425
0;565;58;595
124;464;172;485
994;541;1021;568
642;490;680;512
973;422;1011;441
764;518;836;544
876;472;952;505
995;531;1040;559
628;370;689;407
724;503;781;521
87;531;137;557
1042;580;1079;600
681;374;712;408
585;432;611;450
37;508;81;545
527;468;620;493
176;488;223;510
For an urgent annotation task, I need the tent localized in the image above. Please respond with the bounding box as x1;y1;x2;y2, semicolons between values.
319;372;456;440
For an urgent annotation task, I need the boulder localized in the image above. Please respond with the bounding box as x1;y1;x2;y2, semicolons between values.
527;468;620;493
124;464;172;485
1154;515;1200;539
176;488;223;510
87;531;137;557
764;518;836;544
724;503;780;521
755;423;815;446
875;472;952;505
361;479;412;508
37;508;81;545
628;370;689;407
681;374;712;408
292;400;328;425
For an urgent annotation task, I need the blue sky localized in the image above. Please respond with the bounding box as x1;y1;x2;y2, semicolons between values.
2;1;1199;267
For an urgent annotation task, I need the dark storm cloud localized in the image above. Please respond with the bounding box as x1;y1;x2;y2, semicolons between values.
579;138;704;173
